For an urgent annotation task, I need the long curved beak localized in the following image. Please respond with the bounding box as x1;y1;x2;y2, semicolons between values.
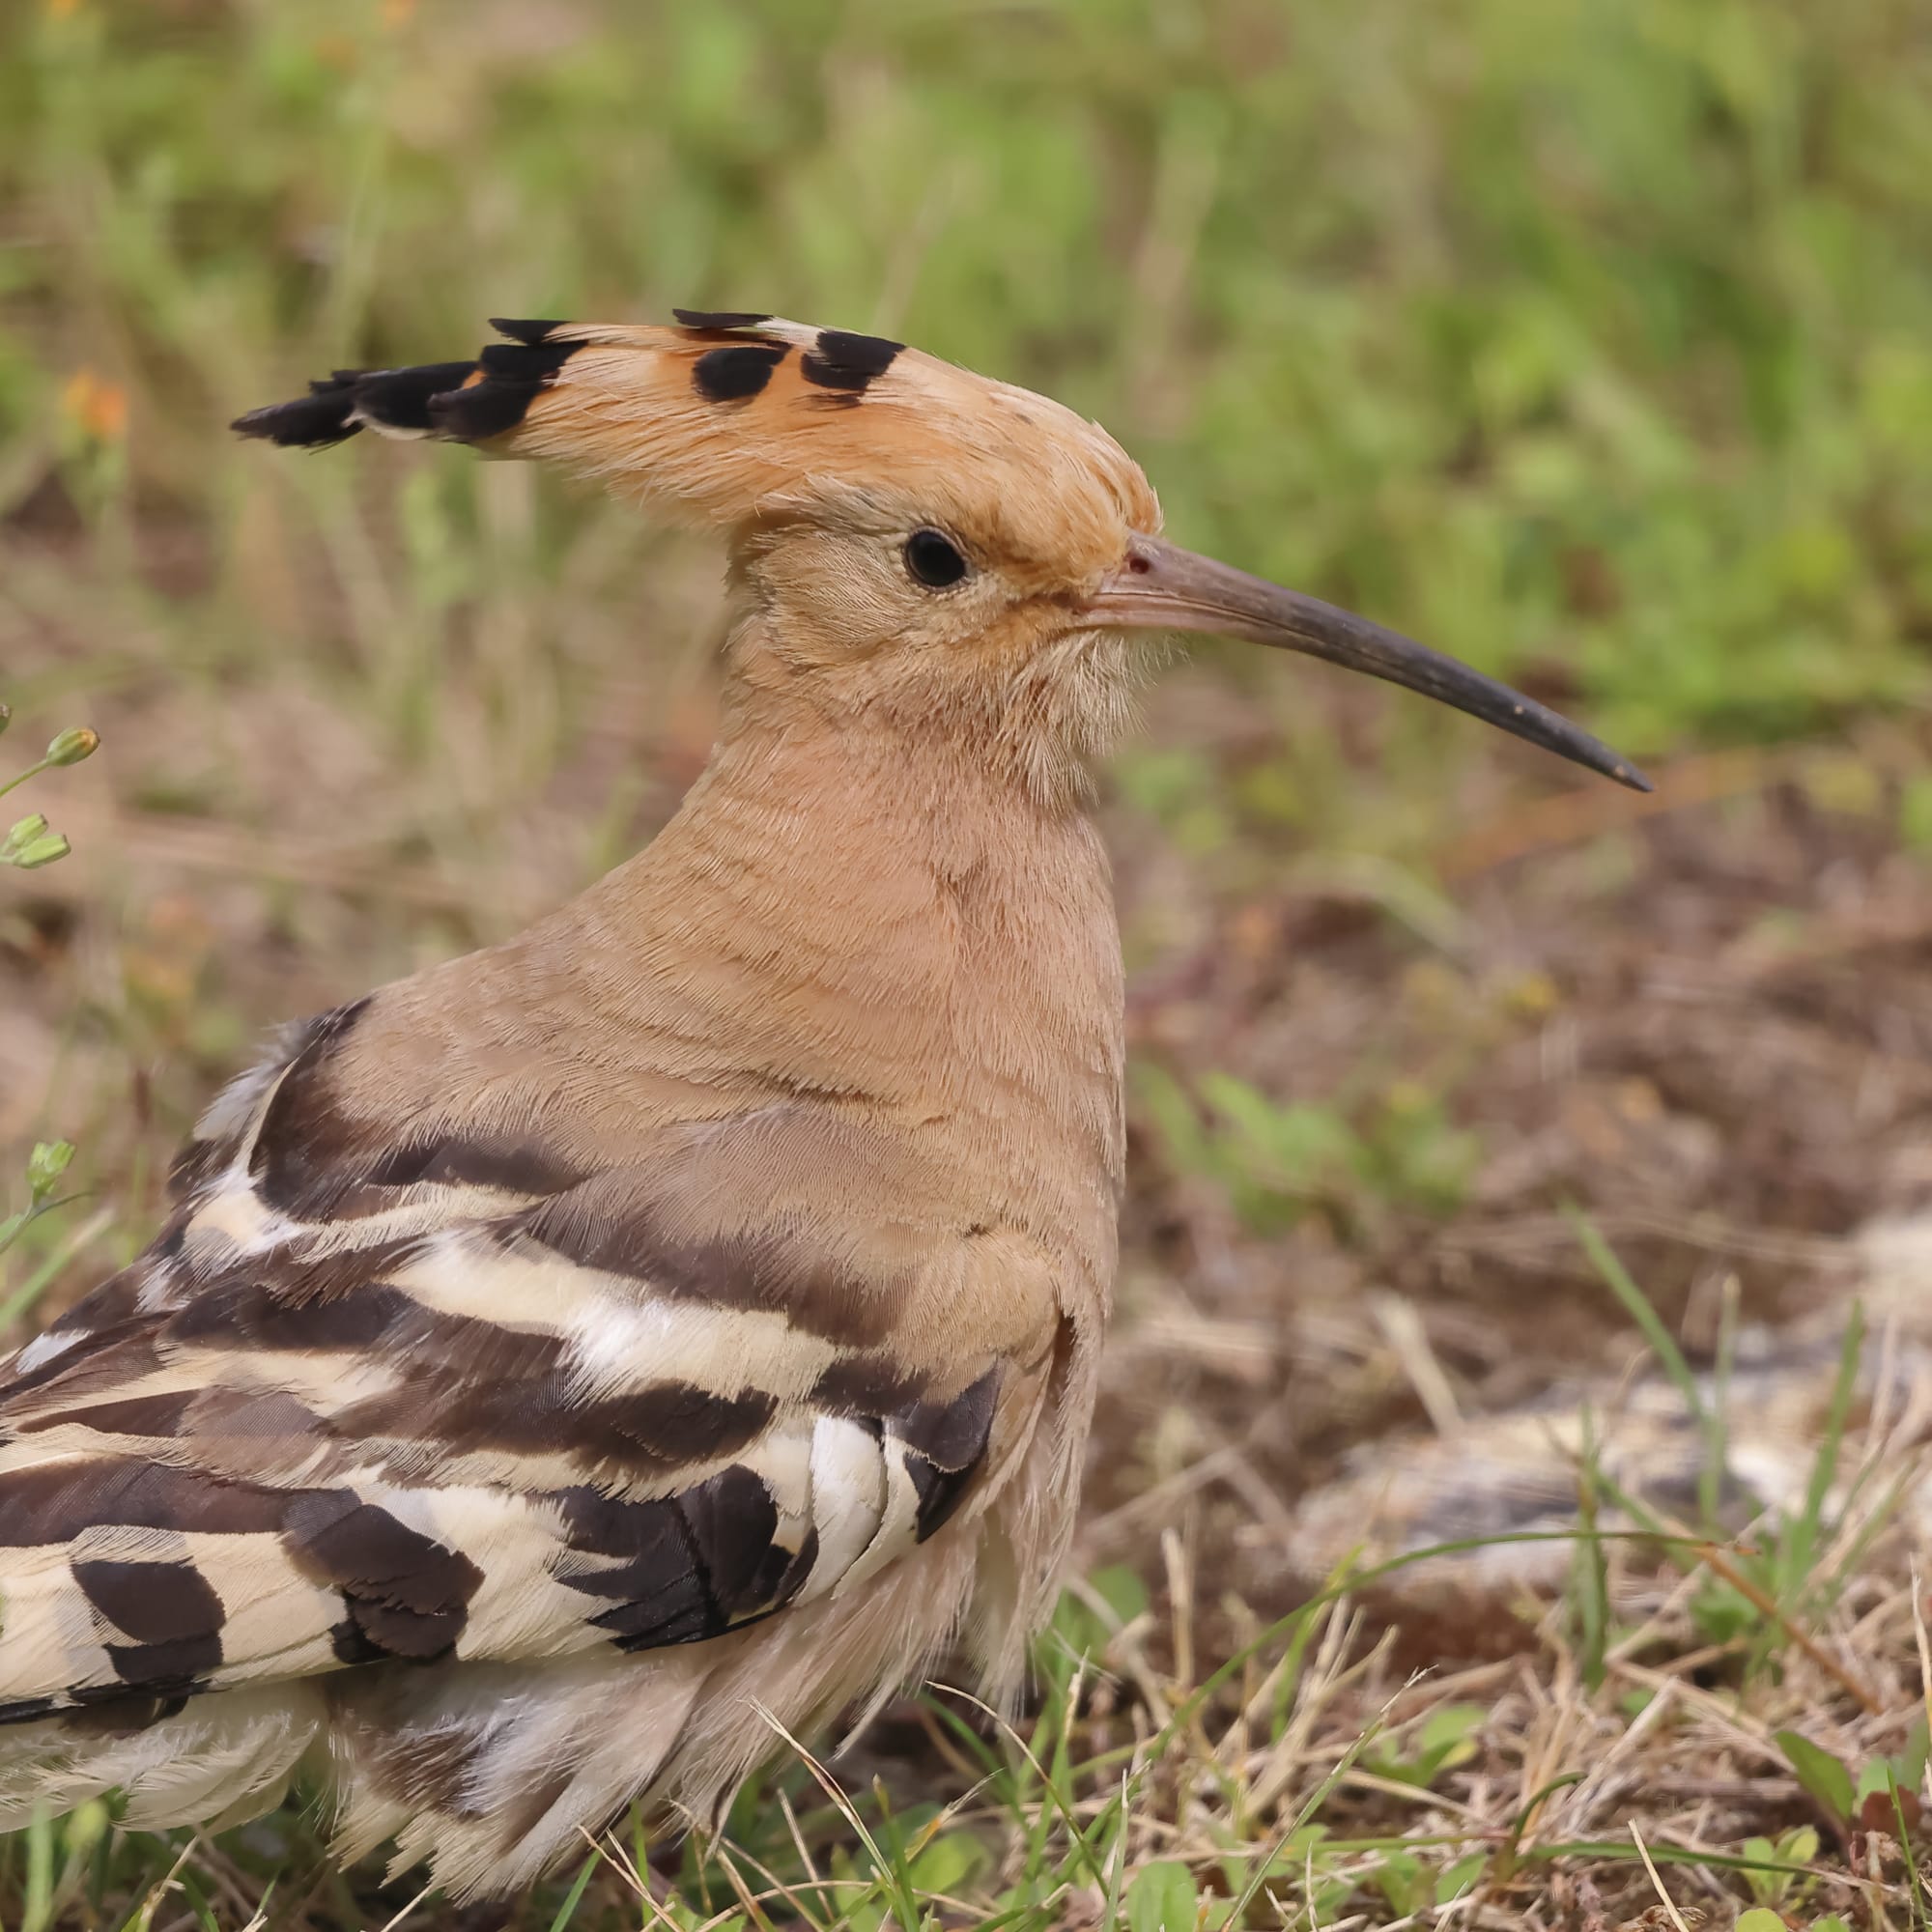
1080;535;1651;792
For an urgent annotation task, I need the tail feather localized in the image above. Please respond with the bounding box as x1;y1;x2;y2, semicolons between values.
0;1685;324;1834
230;371;370;448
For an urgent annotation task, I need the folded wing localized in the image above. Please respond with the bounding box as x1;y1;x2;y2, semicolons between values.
0;1002;1022;1729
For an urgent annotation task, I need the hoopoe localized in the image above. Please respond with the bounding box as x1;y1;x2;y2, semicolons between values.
0;314;1646;1897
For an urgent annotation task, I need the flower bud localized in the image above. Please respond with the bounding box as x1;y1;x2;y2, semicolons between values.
28;1140;75;1202
2;813;48;860
44;725;99;767
14;832;72;869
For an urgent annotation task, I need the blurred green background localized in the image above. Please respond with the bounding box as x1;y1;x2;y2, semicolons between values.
9;0;1932;743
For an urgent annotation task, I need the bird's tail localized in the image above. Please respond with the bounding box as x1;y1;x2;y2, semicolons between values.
0;1683;324;1836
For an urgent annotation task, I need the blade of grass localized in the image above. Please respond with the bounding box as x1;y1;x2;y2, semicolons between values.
1569;1209;1705;1435
1887;1768;1928;1930
1493;1773;1584;1885
1706;1271;1739;1532
1579;1457;1881;1714
544;1848;602;1932
1778;1300;1864;1608
1572;1402;1610;1690
1630;1821;1693;1932
0;1207;107;1330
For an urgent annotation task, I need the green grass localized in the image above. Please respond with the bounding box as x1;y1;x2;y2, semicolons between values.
6;0;1932;1923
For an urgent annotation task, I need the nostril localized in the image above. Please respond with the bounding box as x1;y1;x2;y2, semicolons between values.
1125;551;1152;576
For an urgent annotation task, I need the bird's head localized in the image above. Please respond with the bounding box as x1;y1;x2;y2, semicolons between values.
236;312;1649;802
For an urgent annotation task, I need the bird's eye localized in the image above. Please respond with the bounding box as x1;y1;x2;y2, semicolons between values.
903;528;969;589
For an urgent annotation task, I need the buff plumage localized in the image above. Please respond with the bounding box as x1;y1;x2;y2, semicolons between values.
0;311;1639;1897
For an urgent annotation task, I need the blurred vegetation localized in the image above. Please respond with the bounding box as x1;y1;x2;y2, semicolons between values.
4;0;1930;758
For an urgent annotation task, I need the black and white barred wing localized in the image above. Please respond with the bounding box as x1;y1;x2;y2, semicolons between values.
0;1016;1033;1735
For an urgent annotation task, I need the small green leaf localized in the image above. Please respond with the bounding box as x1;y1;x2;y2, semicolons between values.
1413;1701;1487;1776
1777;1824;1819;1865
1775;1728;1857;1823
908;1828;988;1896
1051;1563;1151;1659
1736;1911;1788;1932
1364;1701;1488;1786
1370;1851;1426;1917
839;1901;886;1932
1090;1562;1151;1628
1126;1859;1197;1932
1435;1852;1486;1904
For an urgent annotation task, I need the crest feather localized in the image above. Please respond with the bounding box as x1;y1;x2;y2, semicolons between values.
232;312;1158;546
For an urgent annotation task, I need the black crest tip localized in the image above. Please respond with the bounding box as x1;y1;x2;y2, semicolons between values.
672;308;775;332
230;394;363;449
489;318;566;347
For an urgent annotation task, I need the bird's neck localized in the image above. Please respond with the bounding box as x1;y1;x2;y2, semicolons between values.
589;696;1122;1100
542;691;1126;1246
346;680;1125;1321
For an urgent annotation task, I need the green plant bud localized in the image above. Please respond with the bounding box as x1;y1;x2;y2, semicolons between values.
2;813;49;859
14;832;72;869
44;725;99;766
28;1141;75;1200
0;701;11;738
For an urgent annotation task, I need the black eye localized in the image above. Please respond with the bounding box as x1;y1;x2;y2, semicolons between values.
903;528;969;589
